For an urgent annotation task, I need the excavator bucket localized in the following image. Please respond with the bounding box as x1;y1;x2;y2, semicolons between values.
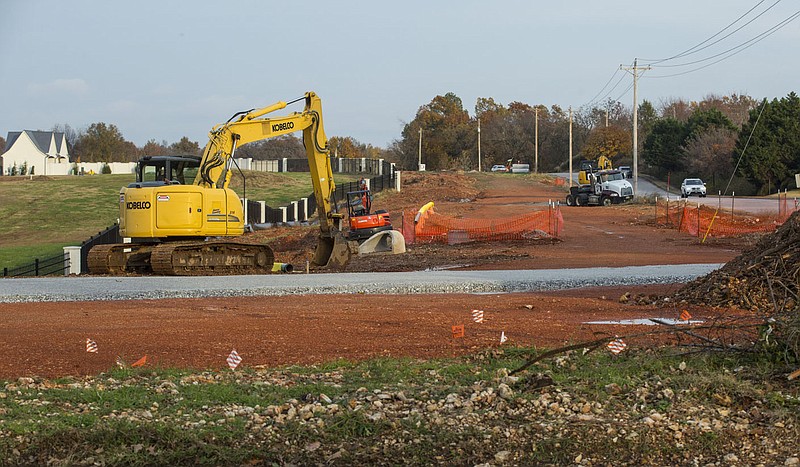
358;230;406;255
312;229;351;269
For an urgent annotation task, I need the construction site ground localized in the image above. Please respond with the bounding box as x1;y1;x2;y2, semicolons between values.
0;173;757;380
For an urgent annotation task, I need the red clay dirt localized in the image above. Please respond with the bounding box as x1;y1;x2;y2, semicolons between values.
0;173;754;380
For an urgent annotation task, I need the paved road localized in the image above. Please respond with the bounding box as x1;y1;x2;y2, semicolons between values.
0;264;721;302
552;172;788;214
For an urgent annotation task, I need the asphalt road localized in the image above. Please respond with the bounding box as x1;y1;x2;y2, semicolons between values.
0;264;721;302
553;172;788;214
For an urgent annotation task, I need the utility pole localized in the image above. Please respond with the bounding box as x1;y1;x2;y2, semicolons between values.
477;118;481;172
568;107;573;187
605;108;609;127
620;58;650;197
534;107;539;174
418;128;423;171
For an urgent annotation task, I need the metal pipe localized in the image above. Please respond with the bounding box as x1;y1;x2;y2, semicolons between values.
272;263;294;273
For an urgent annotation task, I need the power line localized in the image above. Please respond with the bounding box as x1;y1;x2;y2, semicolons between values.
723;98;768;196
650;8;800;68
613;81;634;102
585;3;793;115
646;10;800;78
581;62;632;111
584;68;622;107
640;0;776;64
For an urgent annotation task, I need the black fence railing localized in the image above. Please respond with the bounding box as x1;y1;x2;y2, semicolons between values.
276;156;391;175
3;252;69;277
246;170;396;225
80;224;122;274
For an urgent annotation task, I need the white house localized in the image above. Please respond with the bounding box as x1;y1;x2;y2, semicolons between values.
2;130;71;176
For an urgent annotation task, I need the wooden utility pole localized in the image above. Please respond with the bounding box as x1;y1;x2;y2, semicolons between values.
568;107;573;187
477;118;481;172
534;107;539;174
418;128;423;171
620;58;650;196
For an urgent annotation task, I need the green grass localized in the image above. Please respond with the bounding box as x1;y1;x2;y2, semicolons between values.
229;171;361;205
1;349;797;465
0;171;362;270
0;243;71;272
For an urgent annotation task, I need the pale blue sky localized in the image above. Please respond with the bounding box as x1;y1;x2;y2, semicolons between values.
1;1;797;148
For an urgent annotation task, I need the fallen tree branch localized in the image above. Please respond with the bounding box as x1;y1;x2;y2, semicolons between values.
509;338;608;376
648;318;745;351
509;320;765;375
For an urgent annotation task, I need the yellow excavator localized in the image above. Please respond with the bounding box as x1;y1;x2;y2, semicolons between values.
577;154;612;185
88;91;350;275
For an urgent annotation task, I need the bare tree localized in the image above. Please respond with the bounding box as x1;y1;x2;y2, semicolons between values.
658;97;693;122
696;93;757;128
52;123;78;153
684;127;737;185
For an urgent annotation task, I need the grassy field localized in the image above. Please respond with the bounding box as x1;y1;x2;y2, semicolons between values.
0;172;361;270
1;349;797;465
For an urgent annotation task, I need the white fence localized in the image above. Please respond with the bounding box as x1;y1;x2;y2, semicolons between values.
7;157;391;177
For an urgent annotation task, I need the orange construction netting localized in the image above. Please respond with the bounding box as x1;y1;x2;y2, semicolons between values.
656;196;799;238
399;205;563;244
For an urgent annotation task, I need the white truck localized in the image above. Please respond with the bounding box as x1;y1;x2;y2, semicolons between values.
565;169;634;206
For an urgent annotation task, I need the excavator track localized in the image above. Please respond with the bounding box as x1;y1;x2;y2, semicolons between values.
149;241;274;276
87;243;153;275
88;241;274;276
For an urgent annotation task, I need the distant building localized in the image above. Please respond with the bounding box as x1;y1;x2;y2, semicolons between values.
2;130;71;175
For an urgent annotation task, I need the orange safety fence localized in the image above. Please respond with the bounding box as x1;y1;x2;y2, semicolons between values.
656;195;799;238
399;205;563;244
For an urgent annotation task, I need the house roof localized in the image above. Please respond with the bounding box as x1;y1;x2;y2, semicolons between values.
4;130;67;155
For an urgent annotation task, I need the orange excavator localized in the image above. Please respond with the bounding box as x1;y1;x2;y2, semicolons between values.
344;189;393;241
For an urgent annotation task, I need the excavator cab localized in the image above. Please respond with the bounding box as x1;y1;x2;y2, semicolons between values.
345;190;392;242
132;155;201;186
347;190;372;217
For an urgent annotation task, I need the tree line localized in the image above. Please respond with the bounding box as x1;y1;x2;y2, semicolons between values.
13;90;799;195
40;124;386;165
387;91;799;195
640;92;800;194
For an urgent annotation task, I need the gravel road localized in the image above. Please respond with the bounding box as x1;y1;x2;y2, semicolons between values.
0;264;721;303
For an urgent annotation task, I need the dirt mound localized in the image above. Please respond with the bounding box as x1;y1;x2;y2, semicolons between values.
382;171;481;214
669;210;800;313
245;226;319;269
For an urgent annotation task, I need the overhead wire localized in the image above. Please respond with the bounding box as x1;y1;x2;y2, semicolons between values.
584;68;622;107
723;98;768;196
613;81;635;103
581;62;632;111
639;0;776;64
650;8;800;68
582;2;794;114
647;9;800;78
